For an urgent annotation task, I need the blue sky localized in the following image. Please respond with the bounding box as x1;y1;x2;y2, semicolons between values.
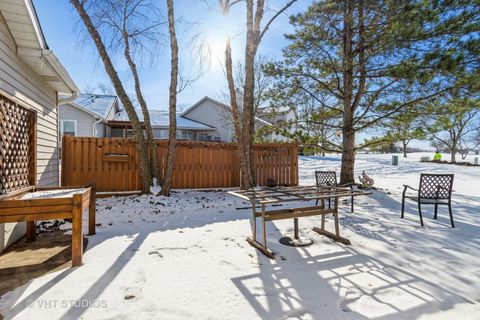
34;0;311;111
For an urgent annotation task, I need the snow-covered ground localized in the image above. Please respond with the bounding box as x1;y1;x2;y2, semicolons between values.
1;153;479;319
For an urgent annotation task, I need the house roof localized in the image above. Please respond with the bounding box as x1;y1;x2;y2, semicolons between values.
114;110;215;131
0;0;78;103
74;94;118;119
182;96;273;127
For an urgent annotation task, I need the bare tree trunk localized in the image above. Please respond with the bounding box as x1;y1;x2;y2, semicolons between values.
451;141;457;163
221;0;296;188
121;24;162;187
402;140;408;157
242;0;261;188
161;0;178;196
71;0;151;193
225;39;250;189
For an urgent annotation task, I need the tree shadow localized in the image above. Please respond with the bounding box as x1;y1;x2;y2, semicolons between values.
232;234;474;319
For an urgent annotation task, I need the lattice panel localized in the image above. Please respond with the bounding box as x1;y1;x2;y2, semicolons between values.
315;171;337;187
419;174;454;199
0;94;35;195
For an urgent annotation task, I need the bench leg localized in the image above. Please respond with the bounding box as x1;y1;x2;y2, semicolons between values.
72;195;83;267
88;185;96;235
26;221;36;242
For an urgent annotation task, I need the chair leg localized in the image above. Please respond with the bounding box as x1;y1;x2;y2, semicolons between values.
418;202;424;227
401;195;405;218
328;198;331;209
350;196;354;213
316;199;318;206
448;203;455;228
434;204;438;219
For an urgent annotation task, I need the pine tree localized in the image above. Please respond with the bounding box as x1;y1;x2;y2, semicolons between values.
267;0;480;183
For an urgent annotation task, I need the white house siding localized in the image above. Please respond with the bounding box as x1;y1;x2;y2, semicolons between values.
0;14;59;251
59;104;97;137
182;99;233;142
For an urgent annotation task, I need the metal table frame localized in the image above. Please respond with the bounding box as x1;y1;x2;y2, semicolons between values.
228;186;370;259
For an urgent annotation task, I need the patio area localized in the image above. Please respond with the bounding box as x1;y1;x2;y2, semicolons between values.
0;153;479;319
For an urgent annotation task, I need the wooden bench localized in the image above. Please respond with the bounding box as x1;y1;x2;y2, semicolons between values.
0;185;96;267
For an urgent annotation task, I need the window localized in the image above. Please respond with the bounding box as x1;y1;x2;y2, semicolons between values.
111;128;124;137
198;133;211;141
181;131;193;140
60;120;76;137
154;129;168;139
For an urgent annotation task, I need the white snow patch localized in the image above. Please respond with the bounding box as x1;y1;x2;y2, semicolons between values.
1;153;479;319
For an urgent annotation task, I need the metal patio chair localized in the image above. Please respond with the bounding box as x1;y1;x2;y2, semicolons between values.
401;174;455;227
315;171;354;212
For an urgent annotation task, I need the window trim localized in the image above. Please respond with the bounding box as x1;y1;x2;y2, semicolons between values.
60;119;77;137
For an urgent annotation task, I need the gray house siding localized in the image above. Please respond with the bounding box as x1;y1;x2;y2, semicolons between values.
59;104;98;137
0;14;59;251
182;99;232;142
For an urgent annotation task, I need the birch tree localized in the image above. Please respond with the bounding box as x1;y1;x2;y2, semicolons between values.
221;0;298;188
95;0;165;186
161;0;179;196
71;0;152;193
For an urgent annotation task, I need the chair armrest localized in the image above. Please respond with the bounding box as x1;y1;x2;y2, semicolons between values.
403;185;418;191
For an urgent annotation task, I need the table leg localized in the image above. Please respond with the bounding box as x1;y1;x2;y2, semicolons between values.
294;218;299;239
72;194;83;267
26;221;36;242
247;203;274;259
334;196;340;236
313;197;351;245
261;204;267;249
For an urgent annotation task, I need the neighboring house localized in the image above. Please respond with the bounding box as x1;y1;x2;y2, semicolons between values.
59;95;287;142
181;96;277;142
59;94;121;139
0;1;78;251
257;105;298;141
109;109;217;141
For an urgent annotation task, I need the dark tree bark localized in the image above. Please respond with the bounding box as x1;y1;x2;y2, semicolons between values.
161;0;178;196
225;39;250;189
120;21;162;187
340;0;356;184
402;140;408;158
222;0;297;189
71;0;152;193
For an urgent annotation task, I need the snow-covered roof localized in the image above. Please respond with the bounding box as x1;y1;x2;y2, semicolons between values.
74;94;117;118
182;96;273;126
114;110;214;130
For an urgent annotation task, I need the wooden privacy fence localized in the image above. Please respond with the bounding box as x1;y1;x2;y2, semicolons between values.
61;136;298;192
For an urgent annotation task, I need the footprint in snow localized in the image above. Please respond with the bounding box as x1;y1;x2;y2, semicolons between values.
148;250;163;258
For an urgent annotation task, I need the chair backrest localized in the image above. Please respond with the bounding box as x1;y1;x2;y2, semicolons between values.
315;171;337;187
419;174;454;199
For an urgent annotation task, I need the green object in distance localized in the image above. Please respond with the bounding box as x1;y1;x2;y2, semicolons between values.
433;152;442;161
